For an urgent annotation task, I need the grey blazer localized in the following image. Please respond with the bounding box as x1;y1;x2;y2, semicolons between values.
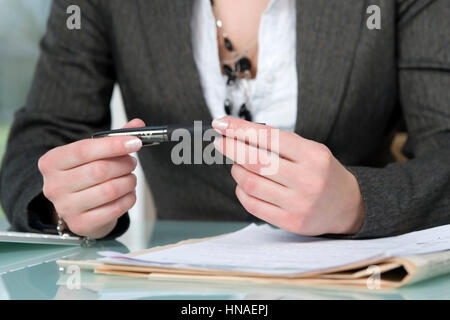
1;0;449;239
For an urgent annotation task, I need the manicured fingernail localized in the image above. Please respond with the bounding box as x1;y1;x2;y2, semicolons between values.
125;138;142;151
131;156;137;166
212;118;228;130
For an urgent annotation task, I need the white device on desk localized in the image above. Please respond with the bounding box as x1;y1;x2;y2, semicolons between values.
0;230;82;246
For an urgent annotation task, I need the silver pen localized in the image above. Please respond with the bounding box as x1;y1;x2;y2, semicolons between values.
92;124;216;146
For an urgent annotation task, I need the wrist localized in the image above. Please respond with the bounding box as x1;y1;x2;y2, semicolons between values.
330;170;365;235
346;191;365;235
50;205;59;225
342;173;365;235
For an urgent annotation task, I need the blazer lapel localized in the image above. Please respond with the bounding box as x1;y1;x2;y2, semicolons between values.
136;0;238;201
296;0;367;143
136;0;212;123
136;0;366;143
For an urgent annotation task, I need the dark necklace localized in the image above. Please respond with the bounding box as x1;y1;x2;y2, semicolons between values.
211;1;255;121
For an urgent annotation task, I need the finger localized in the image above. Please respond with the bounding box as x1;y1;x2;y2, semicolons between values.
212;116;308;161
123;118;146;128
235;185;291;230
231;164;292;208
70;174;137;213
46;119;146;171
63;155;137;192
49;135;142;170
66;191;136;237
215;135;298;187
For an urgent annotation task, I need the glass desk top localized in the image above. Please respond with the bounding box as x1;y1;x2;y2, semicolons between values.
1;217;449;300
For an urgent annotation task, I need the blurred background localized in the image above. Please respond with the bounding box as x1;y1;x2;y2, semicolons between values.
0;0;154;248
0;0;52;216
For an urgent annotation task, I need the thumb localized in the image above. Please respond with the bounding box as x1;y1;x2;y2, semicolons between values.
122;118;146;129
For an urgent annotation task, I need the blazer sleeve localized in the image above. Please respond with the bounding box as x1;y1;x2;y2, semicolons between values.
345;0;450;238
0;0;129;238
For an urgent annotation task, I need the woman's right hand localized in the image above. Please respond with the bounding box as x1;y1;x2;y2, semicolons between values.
37;119;145;239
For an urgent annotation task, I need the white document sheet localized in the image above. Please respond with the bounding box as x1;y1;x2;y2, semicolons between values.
99;223;450;275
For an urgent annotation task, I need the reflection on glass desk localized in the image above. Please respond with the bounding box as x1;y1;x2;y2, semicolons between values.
1;217;450;300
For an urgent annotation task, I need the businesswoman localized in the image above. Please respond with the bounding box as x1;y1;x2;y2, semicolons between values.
1;0;449;239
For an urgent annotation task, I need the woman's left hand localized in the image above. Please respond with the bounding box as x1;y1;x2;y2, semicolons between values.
212;117;365;236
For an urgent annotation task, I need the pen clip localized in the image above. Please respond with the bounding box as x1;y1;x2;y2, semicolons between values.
142;141;160;147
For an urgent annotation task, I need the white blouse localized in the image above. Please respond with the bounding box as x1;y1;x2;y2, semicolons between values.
191;0;298;132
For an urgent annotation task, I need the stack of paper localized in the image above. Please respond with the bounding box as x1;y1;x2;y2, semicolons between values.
57;223;450;288
97;224;448;274
84;223;450;288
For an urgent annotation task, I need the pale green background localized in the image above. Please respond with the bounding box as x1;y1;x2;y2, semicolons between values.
0;0;51;217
